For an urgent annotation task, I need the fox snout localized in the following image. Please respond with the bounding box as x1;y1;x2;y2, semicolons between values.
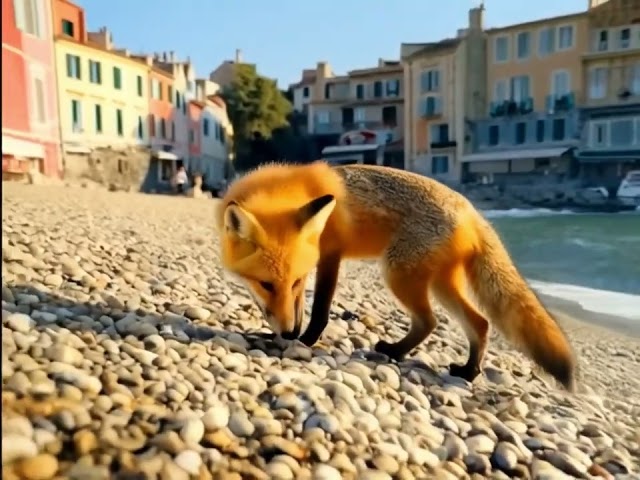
257;292;305;340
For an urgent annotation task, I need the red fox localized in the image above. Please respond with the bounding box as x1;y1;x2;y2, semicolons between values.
214;161;576;391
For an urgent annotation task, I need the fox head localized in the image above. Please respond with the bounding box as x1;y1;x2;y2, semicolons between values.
215;194;336;339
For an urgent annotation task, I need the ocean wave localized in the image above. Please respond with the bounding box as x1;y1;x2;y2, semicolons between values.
528;279;640;321
567;237;613;251
481;208;574;219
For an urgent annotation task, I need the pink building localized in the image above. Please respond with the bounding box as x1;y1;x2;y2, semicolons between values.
2;0;61;178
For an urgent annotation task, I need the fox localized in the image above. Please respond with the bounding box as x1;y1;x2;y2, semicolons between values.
214;161;576;391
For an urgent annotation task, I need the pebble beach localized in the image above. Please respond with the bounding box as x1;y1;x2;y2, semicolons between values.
2;182;639;480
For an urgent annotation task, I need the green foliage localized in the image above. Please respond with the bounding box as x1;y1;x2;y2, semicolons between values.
221;65;292;171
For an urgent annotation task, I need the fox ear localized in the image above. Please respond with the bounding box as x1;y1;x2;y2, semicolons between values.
297;194;336;238
223;202;263;242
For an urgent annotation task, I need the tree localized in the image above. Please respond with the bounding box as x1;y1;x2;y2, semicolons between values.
221;64;292;171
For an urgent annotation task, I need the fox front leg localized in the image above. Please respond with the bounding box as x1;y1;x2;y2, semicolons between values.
298;252;341;346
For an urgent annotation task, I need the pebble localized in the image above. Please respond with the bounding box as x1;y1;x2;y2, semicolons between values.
1;183;638;480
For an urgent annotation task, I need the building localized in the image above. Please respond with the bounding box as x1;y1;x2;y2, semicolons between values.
151;52;196;162
188;99;203;168
289;68;316;114
461;10;589;186
2;0;62;178
53;0;151;176
403;6;487;183
305;59;405;167
209;49;253;89
576;0;640;190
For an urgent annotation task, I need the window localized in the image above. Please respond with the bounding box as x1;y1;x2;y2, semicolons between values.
355;84;364;99
113;67;122;90
160;162;172;182
215;122;220;141
203;118;210;136
597;30;608;51
552;118;565;141
538;27;556;56
66;54;81;79
373;81;383;98
158;83;163;101
303;86;309;98
431;155;449;175
354;108;365;122
488;125;500;145
382;106;397;126
160;119;166;139
632;64;640;94
189;129;195;144
176;92;182;109
116;109;123;136
13;0;42;37
620;28;631;49
420;70;440;93
516;32;531;59
89;60;101;84
536;119;545;142
494;36;509;62
168;87;173;105
611;119;634;146
421;96;442;116
71;99;82;132
61;19;74;37
151;79;160;99
385;79;400;97
591;121;608;147
324;84;331;99
28;66;46;126
494;79;508;102
137;75;143;96
149;115;156;137
137;116;144;139
515;122;526;144
510;75;530;102
588;68;608;99
316;111;330;124
558;25;574;50
551;70;570;97
94;104;102;133
171;121;175;141
430;123;449;143
220;128;225;144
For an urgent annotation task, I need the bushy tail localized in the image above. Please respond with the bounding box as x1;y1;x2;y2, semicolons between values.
467;217;576;391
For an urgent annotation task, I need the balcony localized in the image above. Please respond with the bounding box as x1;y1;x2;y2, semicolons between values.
312;122;344;135
489;98;534;118
342;121;397;131
545;93;576;114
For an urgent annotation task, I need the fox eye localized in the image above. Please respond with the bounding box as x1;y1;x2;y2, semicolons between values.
259;281;274;292
292;278;303;290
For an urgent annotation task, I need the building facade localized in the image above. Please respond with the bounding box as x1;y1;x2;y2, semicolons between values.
53;1;151;159
2;0;62;178
403;7;486;184
462;11;589;186
305;59;405;167
576;0;640;190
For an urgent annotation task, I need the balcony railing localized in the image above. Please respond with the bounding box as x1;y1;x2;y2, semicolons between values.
312;122;344;135
489;98;534;117
545;92;576;113
342;121;397;131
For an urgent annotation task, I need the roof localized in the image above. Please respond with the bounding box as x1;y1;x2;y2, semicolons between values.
55;35;150;70
401;38;462;61
348;61;403;77
486;11;586;33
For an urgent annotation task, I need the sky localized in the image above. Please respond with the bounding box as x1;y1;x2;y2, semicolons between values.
76;0;587;88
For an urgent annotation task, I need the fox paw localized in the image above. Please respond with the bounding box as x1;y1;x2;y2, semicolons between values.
374;340;405;362
448;362;481;382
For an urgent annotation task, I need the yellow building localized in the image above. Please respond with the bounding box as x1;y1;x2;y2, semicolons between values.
403;7;486;183
54;27;150;155
576;0;640;188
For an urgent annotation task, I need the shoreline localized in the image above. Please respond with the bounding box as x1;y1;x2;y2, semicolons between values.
535;290;640;339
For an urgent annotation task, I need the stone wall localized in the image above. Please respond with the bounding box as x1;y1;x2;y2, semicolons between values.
62;147;152;191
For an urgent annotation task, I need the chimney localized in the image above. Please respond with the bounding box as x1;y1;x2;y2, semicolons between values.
170;50;175;62
235;49;242;63
163;52;168;62
468;3;485;31
316;61;332;79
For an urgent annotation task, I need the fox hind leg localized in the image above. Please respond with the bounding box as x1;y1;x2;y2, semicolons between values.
374;264;438;361
434;263;490;382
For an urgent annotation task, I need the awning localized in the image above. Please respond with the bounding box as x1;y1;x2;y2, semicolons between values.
322;144;380;155
2;135;45;159
153;150;179;160
575;149;640;163
461;147;573;163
